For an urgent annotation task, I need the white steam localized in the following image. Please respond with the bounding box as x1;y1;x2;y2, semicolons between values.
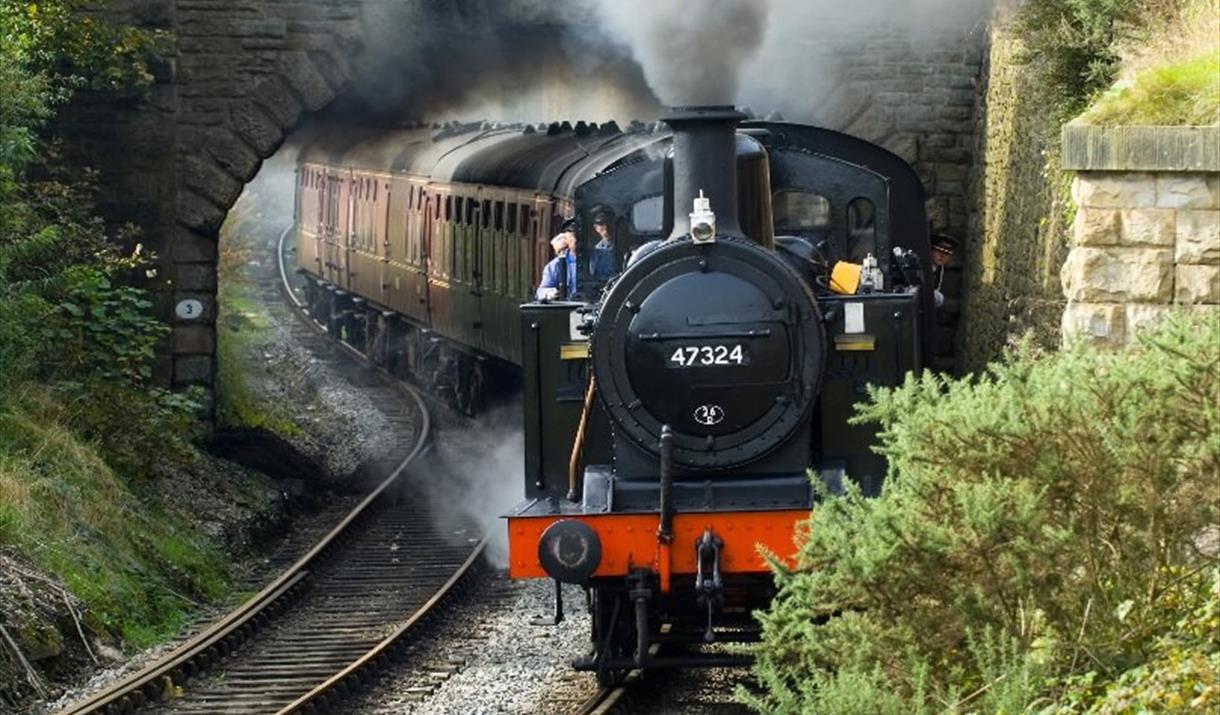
418;404;527;567
575;0;993;121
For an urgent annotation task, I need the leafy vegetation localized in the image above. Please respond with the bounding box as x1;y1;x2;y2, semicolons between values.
1079;0;1220;126
1081;51;1220;126
1016;0;1218;124
1015;0;1182;118
0;386;228;646
745;311;1220;713
0;0;241;660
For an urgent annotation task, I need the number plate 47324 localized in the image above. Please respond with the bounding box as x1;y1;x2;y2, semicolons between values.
667;344;749;368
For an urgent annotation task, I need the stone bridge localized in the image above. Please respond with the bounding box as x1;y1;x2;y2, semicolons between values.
63;1;988;401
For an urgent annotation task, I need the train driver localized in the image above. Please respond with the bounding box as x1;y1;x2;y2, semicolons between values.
536;219;579;301
929;233;958;308
588;212;616;281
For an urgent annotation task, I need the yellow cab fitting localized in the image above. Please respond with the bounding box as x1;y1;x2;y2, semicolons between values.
829;261;862;295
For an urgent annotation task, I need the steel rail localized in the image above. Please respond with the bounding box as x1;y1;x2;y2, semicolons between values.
53;225;480;714
572;679;632;715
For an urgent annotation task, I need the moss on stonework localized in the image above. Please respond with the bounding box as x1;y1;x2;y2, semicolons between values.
958;13;1070;372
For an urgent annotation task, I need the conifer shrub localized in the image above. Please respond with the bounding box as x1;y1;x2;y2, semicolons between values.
744;310;1219;713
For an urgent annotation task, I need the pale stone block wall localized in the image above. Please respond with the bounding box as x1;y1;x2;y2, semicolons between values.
1061;127;1219;345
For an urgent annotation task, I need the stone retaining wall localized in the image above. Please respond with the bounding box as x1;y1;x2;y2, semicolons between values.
957;8;1069;374
1061;126;1219;344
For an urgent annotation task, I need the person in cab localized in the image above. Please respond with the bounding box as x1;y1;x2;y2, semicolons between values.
588;212;617;282
536;219;578;301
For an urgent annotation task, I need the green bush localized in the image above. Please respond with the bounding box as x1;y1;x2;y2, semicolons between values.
745;311;1220;713
1081;50;1220;126
1015;0;1180;117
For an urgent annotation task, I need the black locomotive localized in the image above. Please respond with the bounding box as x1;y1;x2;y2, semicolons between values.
293;105;933;684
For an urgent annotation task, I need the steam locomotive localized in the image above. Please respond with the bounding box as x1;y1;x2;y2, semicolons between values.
293;106;933;684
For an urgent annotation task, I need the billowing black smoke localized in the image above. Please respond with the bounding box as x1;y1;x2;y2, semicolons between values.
588;0;770;106
325;0;661;124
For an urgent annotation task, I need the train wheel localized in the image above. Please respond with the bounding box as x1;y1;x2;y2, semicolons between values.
454;356;471;414
463;361;484;417
590;590;633;687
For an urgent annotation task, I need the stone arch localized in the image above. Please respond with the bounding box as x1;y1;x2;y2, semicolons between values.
168;42;357;391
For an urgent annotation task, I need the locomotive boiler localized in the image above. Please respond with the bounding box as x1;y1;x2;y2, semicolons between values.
505;106;932;684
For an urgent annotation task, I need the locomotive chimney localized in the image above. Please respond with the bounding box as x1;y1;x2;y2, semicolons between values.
663;106;747;241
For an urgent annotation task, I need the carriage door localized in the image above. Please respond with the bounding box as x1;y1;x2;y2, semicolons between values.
376;176;391;304
421;191;435;325
331;170;354;290
324;172;343;285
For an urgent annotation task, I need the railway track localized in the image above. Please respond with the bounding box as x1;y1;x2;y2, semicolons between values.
53;227;486;715
571;681;632;715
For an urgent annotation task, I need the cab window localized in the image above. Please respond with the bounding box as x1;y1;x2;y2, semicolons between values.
847;197;877;262
630;195;664;233
773;191;830;231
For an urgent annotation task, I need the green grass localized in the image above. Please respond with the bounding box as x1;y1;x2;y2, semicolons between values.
215;281;304;437
0;386;232;647
214;197;305;436
1081;50;1220;126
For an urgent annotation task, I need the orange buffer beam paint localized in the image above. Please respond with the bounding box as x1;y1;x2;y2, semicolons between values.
508;511;806;581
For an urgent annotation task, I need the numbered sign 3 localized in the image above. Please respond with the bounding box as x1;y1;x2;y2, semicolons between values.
175;299;205;321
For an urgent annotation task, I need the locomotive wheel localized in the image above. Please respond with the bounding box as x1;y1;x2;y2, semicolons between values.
463;361;484;417
590;590;634;687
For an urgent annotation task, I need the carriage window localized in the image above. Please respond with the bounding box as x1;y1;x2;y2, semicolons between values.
494;202;504;231
435;197;441;220
631;195;664;233
482;200;491;229
773;191;831;231
445;196;453;222
847;197;877;262
465;197;477;224
519;204;530;234
506;204;518;234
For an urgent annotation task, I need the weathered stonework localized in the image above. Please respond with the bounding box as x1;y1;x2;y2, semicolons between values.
1060;125;1220;345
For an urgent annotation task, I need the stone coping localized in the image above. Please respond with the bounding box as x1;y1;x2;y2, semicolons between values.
1062;125;1220;172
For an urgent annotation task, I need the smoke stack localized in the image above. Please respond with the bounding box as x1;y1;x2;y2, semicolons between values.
663;106;747;241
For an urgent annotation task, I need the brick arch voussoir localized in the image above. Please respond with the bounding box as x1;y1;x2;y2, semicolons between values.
186;50;351;228
166;30;363;397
